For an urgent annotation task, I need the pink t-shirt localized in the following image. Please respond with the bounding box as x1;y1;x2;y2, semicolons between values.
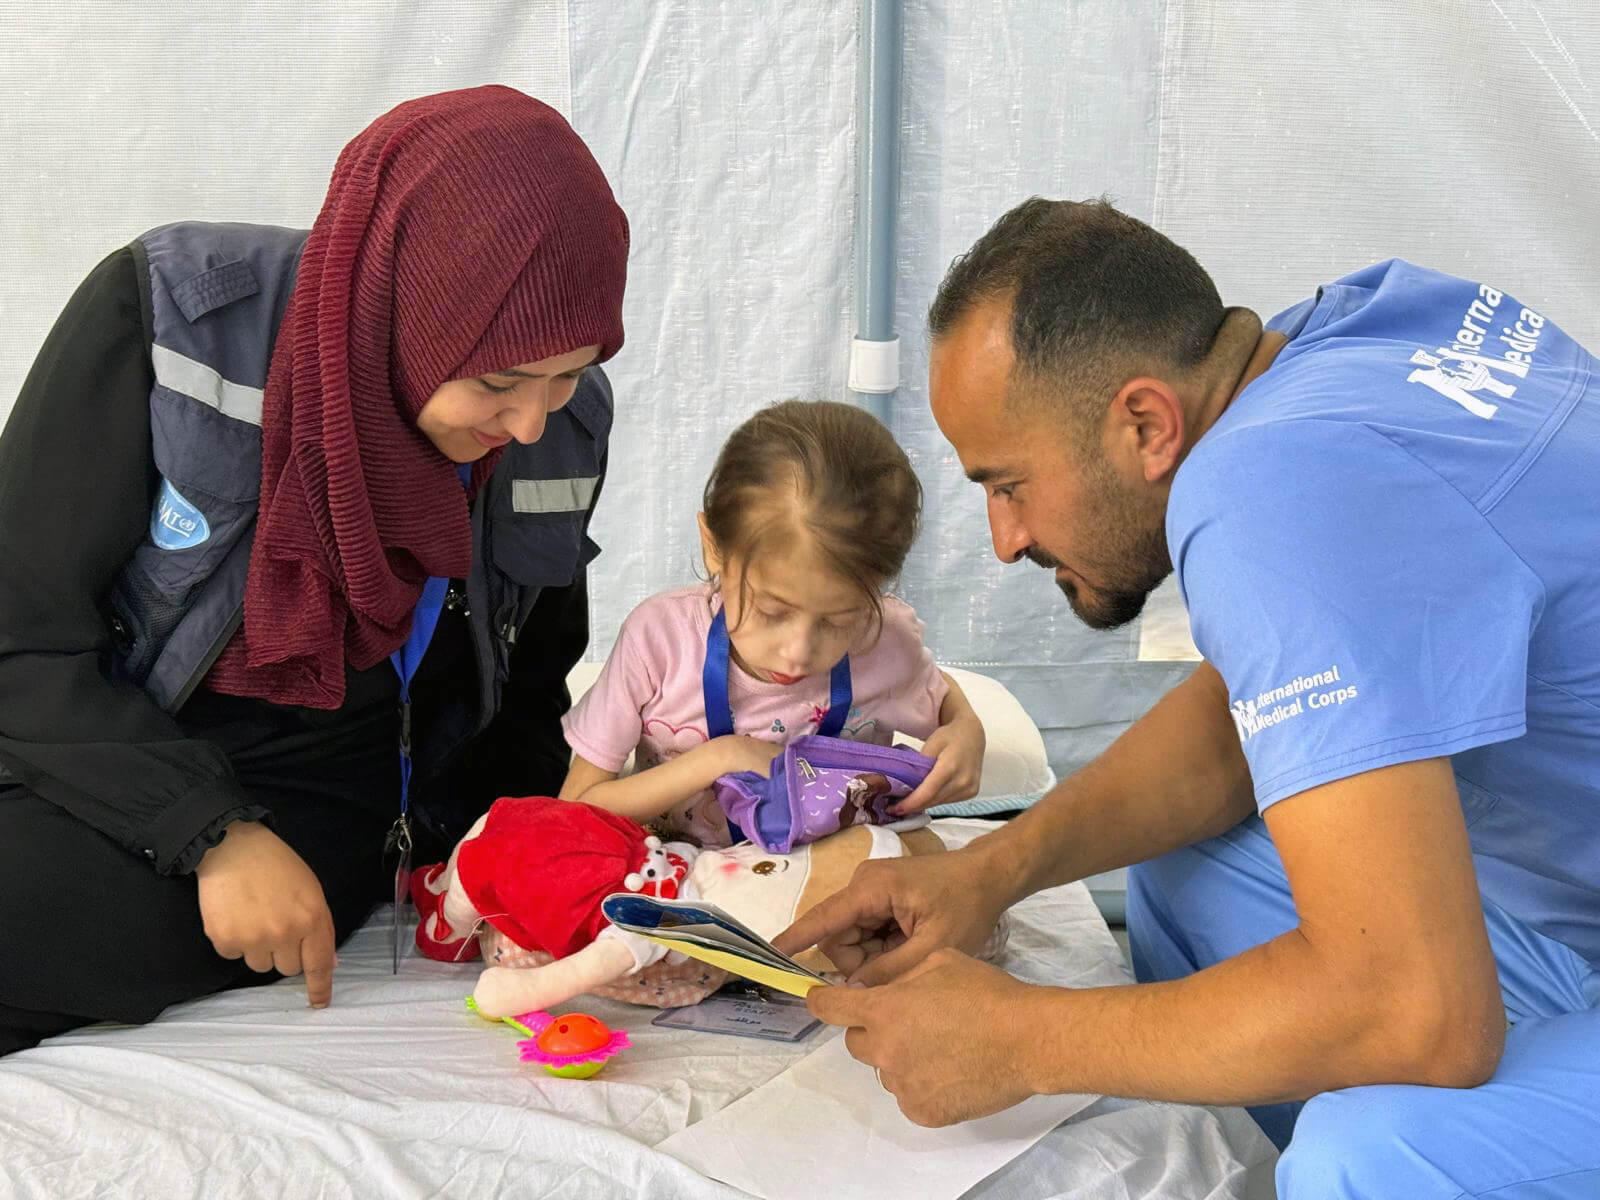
564;584;949;845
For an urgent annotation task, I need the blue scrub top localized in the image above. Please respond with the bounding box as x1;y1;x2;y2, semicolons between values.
1168;259;1600;967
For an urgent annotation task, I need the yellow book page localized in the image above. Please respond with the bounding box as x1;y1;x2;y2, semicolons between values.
643;934;825;998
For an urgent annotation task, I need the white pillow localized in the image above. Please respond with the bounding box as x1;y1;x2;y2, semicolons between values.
921;665;1056;815
563;661;1054;816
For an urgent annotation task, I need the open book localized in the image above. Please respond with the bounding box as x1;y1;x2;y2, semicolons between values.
600;892;828;998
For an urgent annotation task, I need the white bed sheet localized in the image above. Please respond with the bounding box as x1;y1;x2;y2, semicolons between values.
0;820;1277;1199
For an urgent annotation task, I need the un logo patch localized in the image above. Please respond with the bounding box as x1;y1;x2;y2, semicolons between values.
151;479;211;550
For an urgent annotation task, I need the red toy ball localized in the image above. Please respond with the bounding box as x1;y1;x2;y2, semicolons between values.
538;1013;613;1058
516;1010;631;1079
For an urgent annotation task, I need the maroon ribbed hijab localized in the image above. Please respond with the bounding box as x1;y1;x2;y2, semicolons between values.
206;86;629;709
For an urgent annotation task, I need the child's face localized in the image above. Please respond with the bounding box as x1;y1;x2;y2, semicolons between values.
699;519;875;685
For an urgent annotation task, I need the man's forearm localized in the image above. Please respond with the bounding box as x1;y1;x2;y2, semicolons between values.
1013;754;1507;1106
1018;923;1502;1107
976;662;1255;902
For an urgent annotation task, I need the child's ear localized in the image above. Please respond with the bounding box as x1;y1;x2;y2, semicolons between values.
696;512;723;577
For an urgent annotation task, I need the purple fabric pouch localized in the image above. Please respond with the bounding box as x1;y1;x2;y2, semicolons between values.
712;735;936;853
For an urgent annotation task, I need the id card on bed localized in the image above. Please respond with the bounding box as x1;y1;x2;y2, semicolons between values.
652;990;823;1043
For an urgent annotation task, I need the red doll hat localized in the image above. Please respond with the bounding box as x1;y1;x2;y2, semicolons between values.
455;797;666;958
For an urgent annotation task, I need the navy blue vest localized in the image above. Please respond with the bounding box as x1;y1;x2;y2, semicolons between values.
109;222;610;744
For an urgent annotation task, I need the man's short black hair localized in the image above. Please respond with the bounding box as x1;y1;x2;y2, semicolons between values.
929;198;1226;417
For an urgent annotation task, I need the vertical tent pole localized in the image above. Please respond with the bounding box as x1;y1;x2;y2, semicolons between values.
848;0;902;424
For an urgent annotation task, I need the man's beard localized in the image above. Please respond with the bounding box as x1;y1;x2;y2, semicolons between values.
1025;494;1172;631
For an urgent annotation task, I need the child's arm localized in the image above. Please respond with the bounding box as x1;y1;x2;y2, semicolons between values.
560;736;778;825
895;672;986;815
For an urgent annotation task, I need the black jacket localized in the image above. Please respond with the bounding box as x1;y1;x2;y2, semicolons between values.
0;248;596;873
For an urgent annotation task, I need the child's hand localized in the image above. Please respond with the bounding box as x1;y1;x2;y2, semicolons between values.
896;715;986;815
713;734;779;778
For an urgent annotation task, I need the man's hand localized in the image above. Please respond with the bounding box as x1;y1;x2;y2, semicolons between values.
774;840;1008;984
897;713;986;814
808;948;1044;1126
195;820;338;1008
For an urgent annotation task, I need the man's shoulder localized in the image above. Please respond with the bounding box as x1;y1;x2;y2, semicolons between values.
1173;415;1409;529
1165;413;1463;616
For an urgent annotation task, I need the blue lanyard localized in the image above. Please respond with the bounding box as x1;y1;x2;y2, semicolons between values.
701;607;852;740
390;573;449;819
389;470;468;971
390;464;472;818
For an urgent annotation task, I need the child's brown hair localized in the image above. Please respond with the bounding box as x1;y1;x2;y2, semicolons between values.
702;400;923;631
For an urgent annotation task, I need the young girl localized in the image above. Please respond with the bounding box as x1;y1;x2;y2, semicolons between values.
411;400;985;959
558;398;986;845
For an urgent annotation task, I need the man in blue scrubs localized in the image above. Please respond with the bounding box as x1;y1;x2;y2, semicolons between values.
779;198;1599;1198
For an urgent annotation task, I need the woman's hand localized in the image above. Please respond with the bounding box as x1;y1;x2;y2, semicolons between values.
897;712;986;815
195;820;338;1008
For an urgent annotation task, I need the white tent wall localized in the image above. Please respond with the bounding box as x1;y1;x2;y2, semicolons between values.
893;1;1200;787
565;2;1204;794
0;3;574;414
3;3;1597;913
565;2;859;656
1154;0;1600;352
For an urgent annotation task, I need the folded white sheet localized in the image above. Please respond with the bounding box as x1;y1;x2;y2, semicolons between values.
659;1033;1099;1199
0;819;1276;1199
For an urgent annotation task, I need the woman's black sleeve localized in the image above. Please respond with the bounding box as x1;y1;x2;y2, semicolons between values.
0;247;262;874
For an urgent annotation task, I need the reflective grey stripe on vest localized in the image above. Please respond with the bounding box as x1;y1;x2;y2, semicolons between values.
512;476;599;513
128;222;305;711
150;344;264;426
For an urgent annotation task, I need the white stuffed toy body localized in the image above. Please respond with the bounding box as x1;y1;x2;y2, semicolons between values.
411;796;973;1018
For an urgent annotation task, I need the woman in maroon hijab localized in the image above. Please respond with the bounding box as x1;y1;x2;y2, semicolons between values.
0;86;629;1053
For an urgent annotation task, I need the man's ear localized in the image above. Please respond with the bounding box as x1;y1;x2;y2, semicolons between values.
697;512;722;577
1114;377;1185;483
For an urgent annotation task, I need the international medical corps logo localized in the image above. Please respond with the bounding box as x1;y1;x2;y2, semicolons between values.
1407;348;1523;420
1228;696;1261;742
1405;282;1548;420
1230;666;1358;744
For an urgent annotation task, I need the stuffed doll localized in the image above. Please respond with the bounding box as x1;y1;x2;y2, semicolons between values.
411;794;999;1019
